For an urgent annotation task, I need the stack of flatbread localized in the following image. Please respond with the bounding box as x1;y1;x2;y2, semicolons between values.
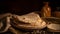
11;12;46;29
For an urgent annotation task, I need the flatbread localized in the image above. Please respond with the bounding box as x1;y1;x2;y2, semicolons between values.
12;12;46;29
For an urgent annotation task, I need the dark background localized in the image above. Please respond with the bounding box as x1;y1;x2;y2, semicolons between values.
0;0;60;15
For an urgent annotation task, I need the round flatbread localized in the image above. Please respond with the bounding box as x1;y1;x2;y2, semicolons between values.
11;12;46;30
